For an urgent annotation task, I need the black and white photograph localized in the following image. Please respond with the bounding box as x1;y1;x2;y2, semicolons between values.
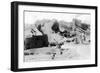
11;1;97;71
24;11;91;62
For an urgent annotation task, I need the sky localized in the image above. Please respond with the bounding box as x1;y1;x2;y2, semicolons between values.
24;11;91;26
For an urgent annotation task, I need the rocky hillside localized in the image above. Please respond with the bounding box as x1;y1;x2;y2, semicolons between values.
25;18;90;46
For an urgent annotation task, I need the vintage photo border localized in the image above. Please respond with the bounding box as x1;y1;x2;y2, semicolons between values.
11;1;98;72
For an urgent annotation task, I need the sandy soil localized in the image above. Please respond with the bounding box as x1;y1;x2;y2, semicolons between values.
24;43;90;62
